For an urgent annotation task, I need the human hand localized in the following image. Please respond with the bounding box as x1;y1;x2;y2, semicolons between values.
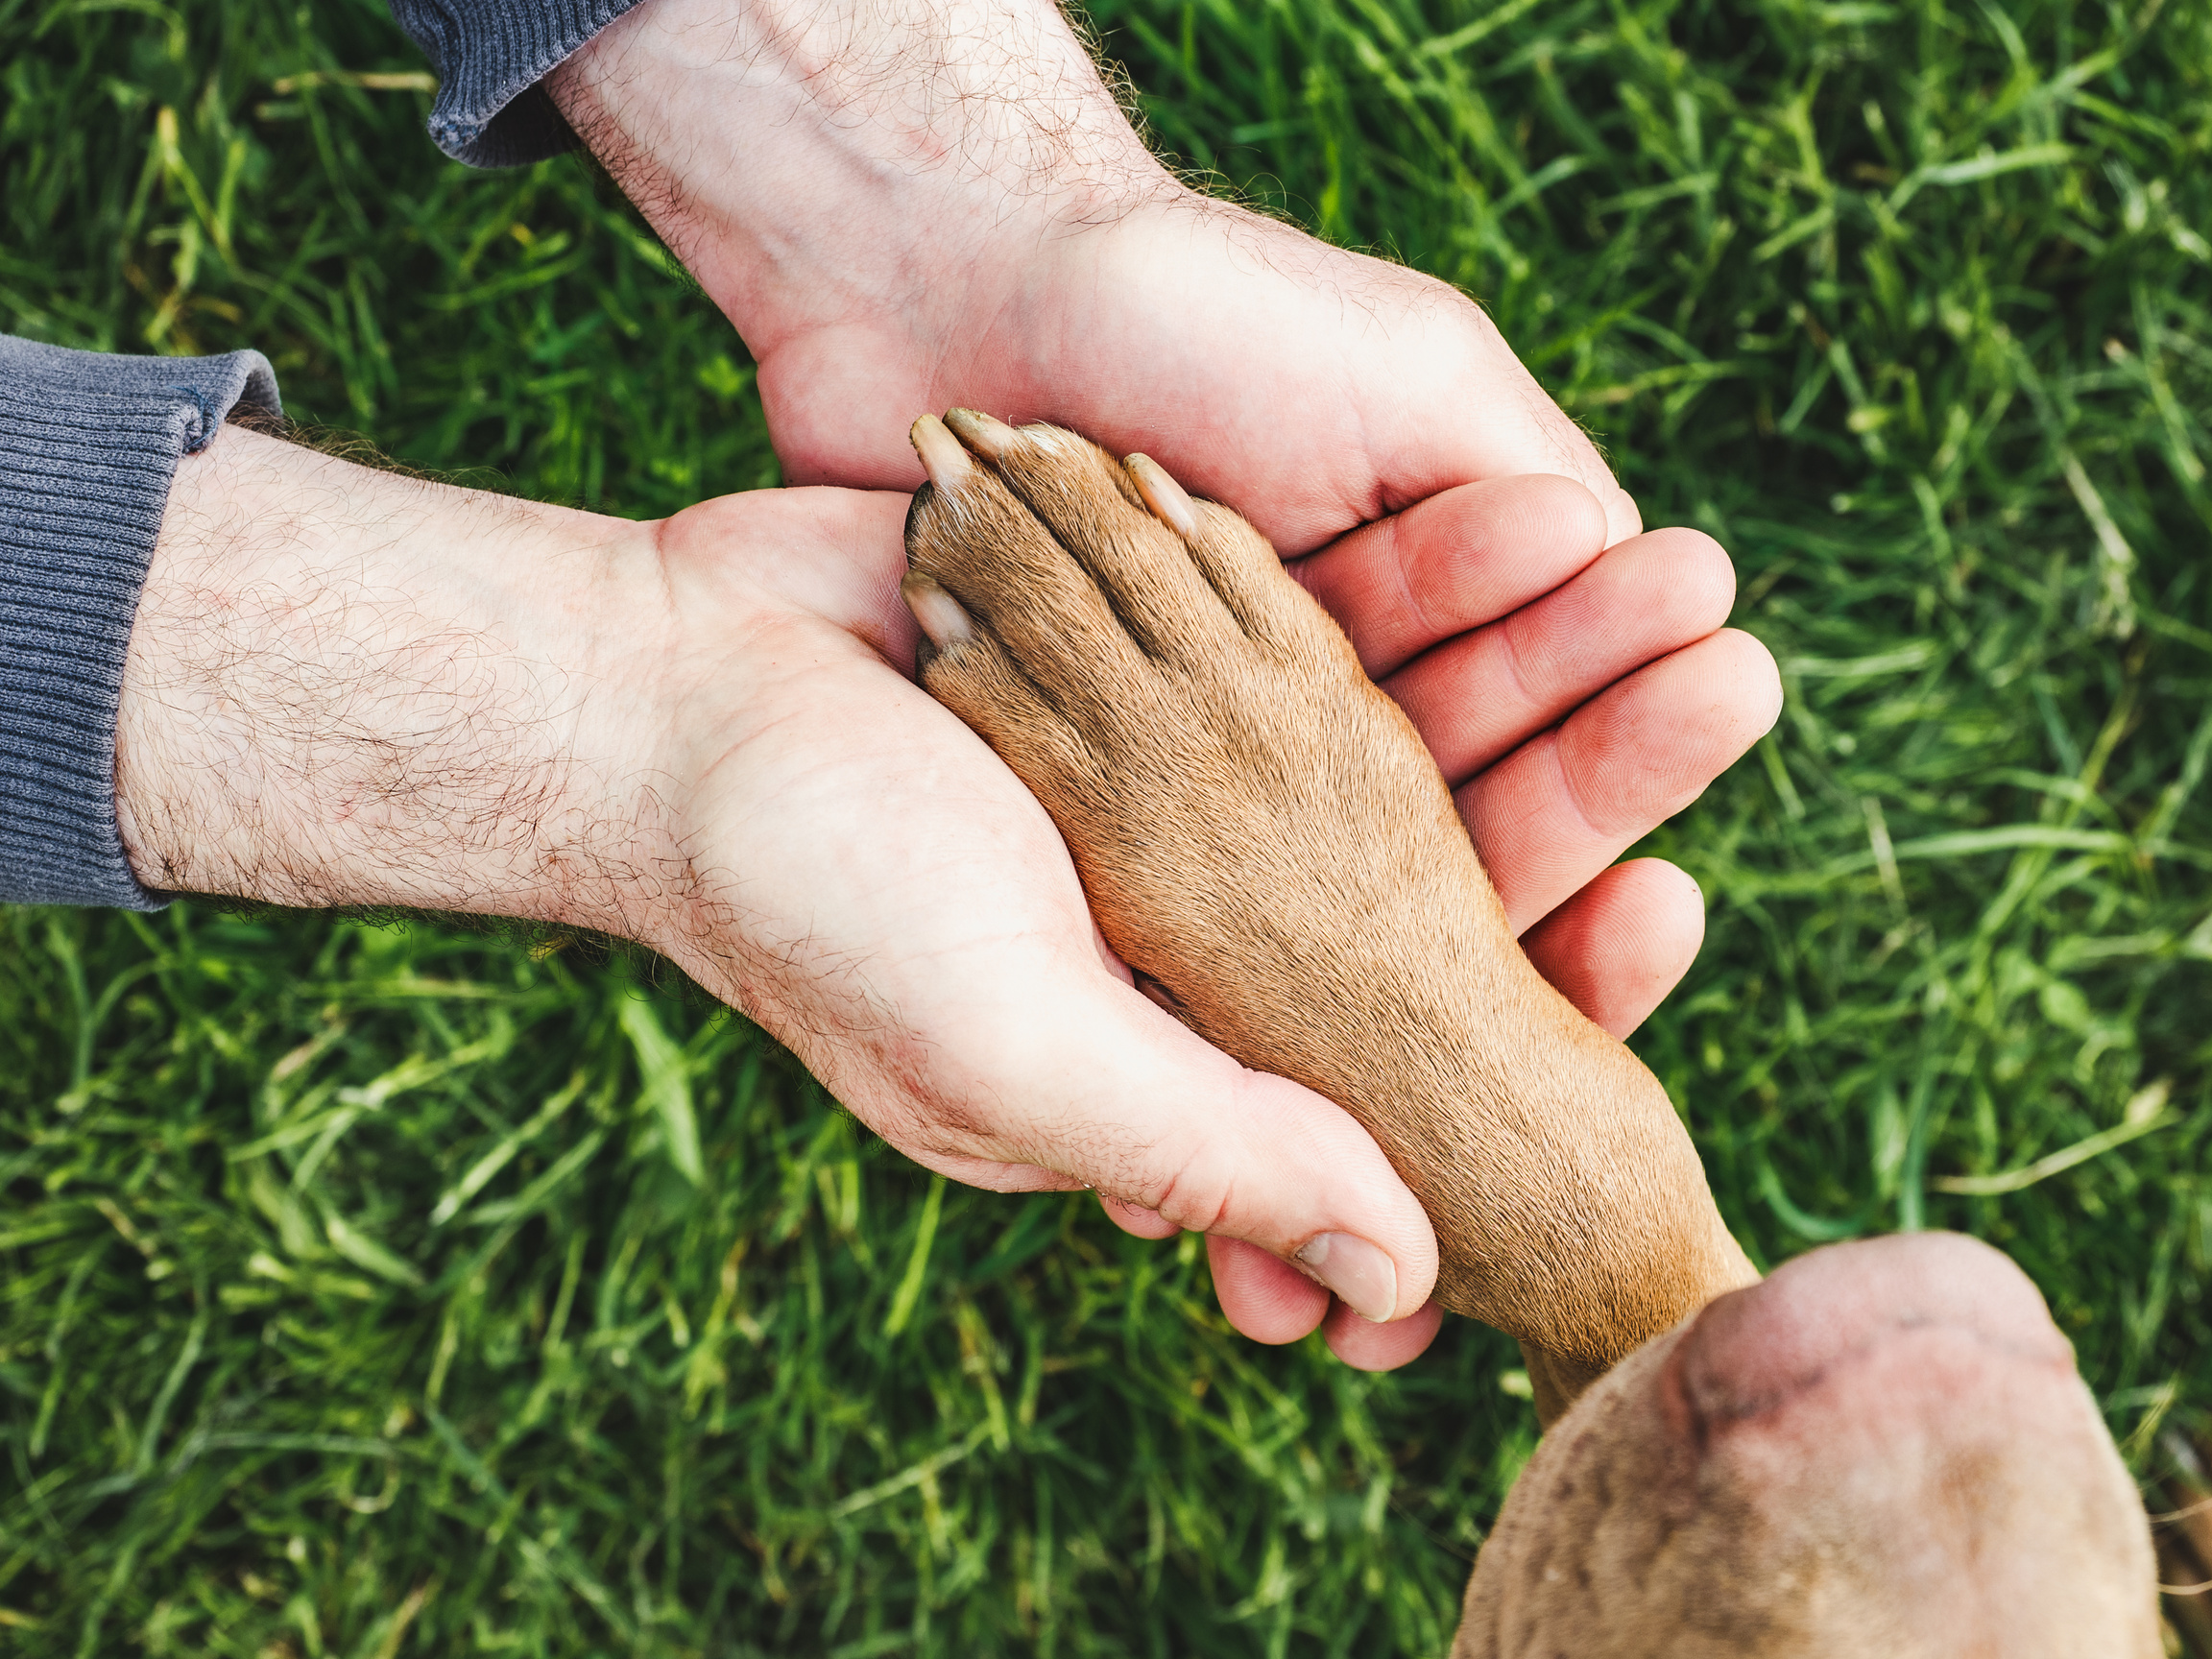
549;0;1783;1358
549;0;1638;540
119;425;1444;1352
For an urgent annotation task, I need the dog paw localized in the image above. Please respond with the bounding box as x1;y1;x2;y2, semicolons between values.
902;409;1492;1062
901;410;1745;1373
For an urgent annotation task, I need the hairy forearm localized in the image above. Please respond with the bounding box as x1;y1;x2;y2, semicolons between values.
115;425;679;932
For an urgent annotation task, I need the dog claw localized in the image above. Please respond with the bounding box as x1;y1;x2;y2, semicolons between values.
944;407;1021;460
910;414;975;488
900;570;975;661
1124;453;1199;538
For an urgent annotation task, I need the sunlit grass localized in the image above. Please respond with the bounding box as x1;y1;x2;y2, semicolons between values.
3;0;2208;1650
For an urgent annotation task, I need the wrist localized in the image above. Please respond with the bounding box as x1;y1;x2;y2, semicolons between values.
115;424;681;938
547;0;1179;360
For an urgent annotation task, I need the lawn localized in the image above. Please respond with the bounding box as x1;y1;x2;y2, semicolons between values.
3;0;2210;1651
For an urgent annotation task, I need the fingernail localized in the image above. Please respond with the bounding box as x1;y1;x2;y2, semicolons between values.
910;414;974;487
900;570;975;655
1293;1233;1399;1323
1124;453;1197;538
943;407;1019;460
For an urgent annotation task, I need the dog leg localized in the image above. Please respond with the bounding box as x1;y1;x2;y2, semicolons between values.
901;410;1753;1397
901;415;2158;1654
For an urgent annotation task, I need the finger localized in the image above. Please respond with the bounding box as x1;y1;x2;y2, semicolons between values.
1323;1297;1445;1371
1458;628;1782;932
1207;1237;1449;1370
1604;484;1645;547
1287;474;1610;677
855;963;1441;1326
1102;1193;1182;1240
1520;857;1707;1039
1281;287;1633;555
888;1147;1092;1192
1386;526;1741;786
1405;315;1637;551
1209;1235;1331;1344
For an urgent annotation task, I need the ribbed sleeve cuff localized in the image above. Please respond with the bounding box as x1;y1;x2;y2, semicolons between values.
387;0;644;168
0;336;280;910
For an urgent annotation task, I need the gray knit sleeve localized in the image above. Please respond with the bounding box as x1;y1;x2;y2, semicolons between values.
0;336;280;910
386;0;646;168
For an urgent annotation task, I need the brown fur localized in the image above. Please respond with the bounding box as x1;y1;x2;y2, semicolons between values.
901;415;2160;1653
902;418;1755;1390
1455;1236;2160;1657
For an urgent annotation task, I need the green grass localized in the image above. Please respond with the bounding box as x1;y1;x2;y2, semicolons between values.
4;0;2210;1651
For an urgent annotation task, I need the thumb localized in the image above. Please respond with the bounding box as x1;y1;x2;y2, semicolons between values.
1137;1060;1440;1326
876;966;1439;1327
